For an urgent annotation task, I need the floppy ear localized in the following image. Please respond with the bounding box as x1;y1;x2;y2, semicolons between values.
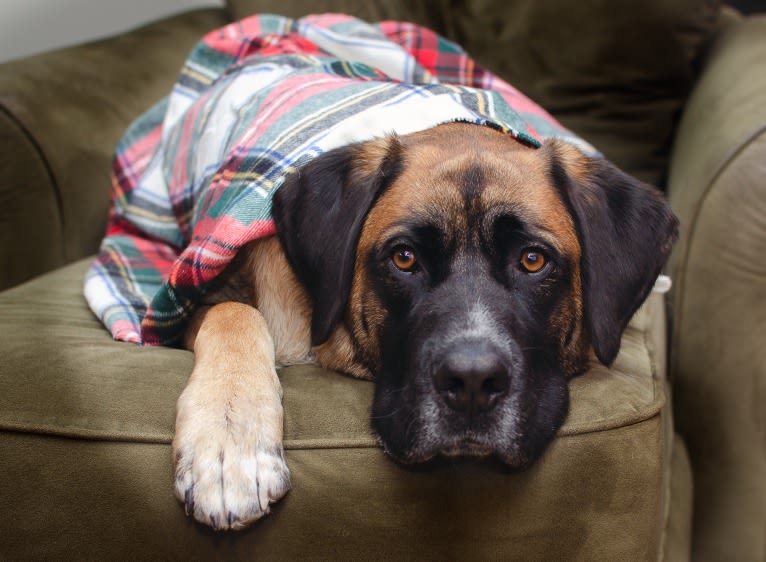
546;140;679;366
272;136;403;346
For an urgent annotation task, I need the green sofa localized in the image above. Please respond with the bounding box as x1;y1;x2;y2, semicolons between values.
1;1;764;560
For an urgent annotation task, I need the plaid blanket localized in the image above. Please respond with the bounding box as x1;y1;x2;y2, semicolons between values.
84;13;595;346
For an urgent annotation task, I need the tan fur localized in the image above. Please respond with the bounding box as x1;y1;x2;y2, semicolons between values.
174;301;290;530
246;238;315;366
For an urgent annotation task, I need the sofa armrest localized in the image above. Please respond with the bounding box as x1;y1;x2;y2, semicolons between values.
0;8;229;291
666;13;766;562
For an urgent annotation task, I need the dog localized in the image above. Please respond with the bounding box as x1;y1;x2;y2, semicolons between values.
79;12;679;532
171;121;679;530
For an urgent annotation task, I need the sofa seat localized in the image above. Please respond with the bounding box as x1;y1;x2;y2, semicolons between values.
0;258;690;560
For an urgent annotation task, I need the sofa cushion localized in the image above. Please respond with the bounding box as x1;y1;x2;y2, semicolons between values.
0;258;677;558
227;0;720;186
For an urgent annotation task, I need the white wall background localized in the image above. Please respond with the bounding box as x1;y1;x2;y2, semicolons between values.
0;0;223;64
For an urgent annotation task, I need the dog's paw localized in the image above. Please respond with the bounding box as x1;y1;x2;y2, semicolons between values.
172;384;291;530
174;432;291;530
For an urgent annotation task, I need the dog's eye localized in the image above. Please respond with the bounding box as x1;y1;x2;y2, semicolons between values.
520;249;547;273
391;246;418;272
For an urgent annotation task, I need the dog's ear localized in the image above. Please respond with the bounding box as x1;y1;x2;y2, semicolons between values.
545;140;679;366
272;136;404;346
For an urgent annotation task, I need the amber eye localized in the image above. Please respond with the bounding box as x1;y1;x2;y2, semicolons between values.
391;246;418;272
520;249;547;273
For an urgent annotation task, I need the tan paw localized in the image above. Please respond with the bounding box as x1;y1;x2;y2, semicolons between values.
172;381;290;530
174;437;291;530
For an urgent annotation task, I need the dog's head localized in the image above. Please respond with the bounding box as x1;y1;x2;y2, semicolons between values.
273;123;678;467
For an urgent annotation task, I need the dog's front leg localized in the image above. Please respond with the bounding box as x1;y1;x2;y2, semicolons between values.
173;302;291;530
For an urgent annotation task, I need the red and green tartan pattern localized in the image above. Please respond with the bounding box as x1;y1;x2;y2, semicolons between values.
84;13;594;346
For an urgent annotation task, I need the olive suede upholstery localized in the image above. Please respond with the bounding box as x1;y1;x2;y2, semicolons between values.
0;8;230;291
1;260;676;560
666;12;766;560
0;2;764;560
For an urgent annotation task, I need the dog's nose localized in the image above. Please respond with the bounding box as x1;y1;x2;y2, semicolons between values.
433;344;510;415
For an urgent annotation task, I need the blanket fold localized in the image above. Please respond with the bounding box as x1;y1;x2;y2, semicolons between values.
85;13;593;346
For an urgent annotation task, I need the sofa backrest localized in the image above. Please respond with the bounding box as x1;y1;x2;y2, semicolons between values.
226;0;721;187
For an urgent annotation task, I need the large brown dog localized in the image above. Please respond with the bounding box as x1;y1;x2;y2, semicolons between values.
172;122;678;530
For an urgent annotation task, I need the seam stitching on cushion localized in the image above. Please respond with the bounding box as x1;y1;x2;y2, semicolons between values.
1;411;671;446
558;404;665;437
0;420;170;444
0;421;384;449
558;410;664;439
283;438;379;450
